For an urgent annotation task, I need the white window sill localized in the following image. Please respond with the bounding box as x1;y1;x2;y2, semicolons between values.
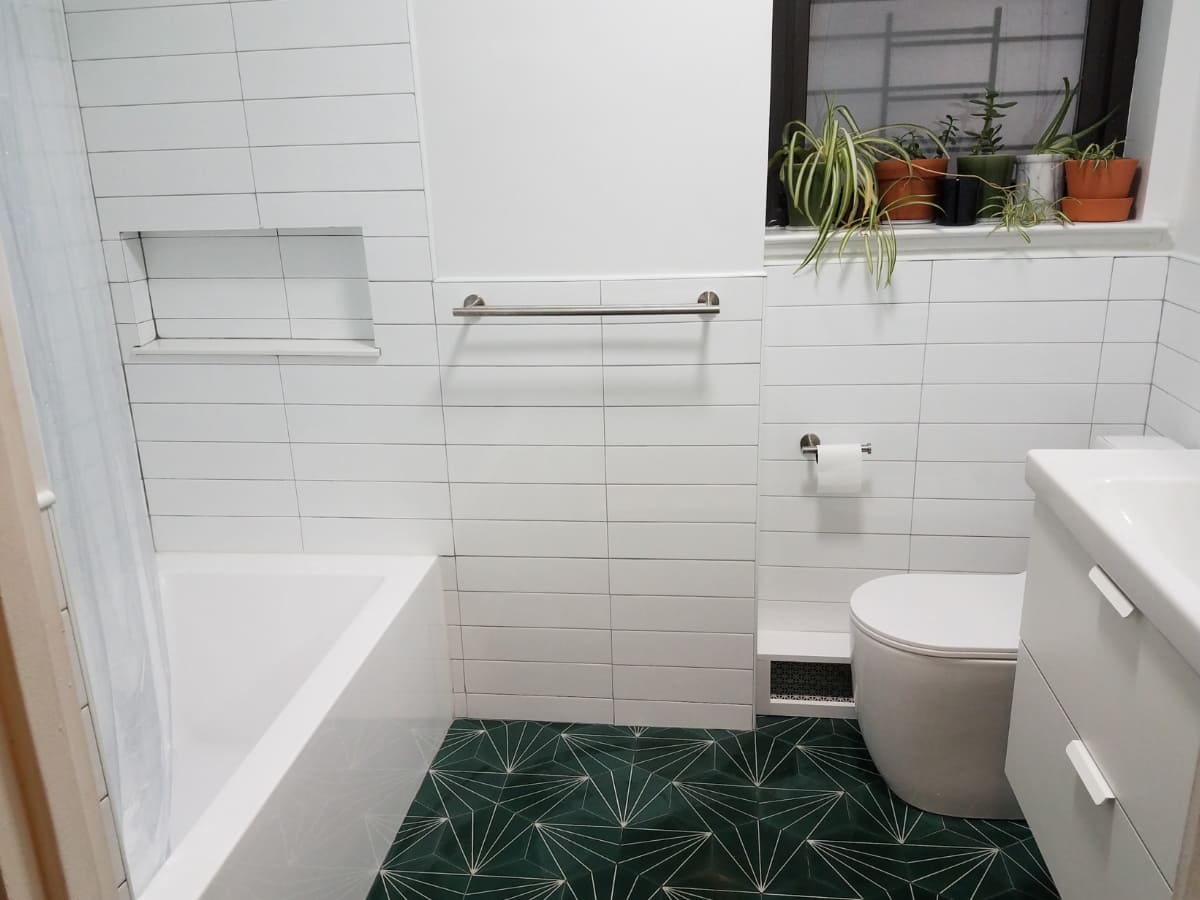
765;219;1172;265
130;338;381;361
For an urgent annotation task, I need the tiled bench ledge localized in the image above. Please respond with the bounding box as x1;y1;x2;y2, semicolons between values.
130;338;380;362
766;219;1171;265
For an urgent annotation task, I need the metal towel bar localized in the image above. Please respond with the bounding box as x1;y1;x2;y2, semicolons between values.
453;291;720;317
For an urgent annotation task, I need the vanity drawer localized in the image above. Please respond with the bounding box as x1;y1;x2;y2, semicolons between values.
1006;648;1170;900
1021;502;1200;883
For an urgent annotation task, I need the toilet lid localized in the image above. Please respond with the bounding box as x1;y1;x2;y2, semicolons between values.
849;573;1025;660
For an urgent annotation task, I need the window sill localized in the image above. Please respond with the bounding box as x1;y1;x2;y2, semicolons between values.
130;338;381;361
764;219;1172;266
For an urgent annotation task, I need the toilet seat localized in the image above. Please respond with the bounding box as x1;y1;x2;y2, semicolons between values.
850;572;1025;661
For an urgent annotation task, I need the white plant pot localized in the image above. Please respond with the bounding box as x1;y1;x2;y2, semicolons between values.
1015;154;1065;204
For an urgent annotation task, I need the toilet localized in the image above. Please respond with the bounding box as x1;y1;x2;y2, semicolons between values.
849;433;1181;819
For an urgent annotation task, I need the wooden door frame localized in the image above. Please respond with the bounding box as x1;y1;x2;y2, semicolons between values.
0;241;117;899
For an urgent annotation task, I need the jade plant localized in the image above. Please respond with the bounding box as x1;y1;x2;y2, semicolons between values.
965;89;1015;156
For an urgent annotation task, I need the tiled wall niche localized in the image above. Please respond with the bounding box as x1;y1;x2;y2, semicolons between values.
116;228;376;344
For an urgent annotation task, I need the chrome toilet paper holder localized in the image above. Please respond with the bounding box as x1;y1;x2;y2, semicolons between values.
800;433;873;458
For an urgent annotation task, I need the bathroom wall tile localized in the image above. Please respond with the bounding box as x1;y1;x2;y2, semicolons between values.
1091;383;1151;424
922;343;1101;384
761;384;922;423
765;303;928;346
930;257;1112;302
913;461;1031;501
299;518;453;555
915;423;1091;461
151;516;302;552
605;446;758;485
237;45;414;99
244;95;418;146
909;535;1029;573
763;345;924;386
609;559;754;598
145;478;298;517
280;365;441;406
1109;256;1169;301
149;278;289;319
613;666;753;705
757;531;910;570
604;406;759;445
126;364;282;404
284;405;444;444
232;0;409;50
440;366;604;406
290;444;447;482
602;321;762;365
90;149;254;198
82;102;248;152
1098;343;1158;383
277;235;367;277
601;275;763;321
1159;302;1200;360
1165;258;1200;314
603;364;760;405
458;592;611;629
373;326;442;365
452;521;608;558
464;661;612;698
455;557;610;595
283;280;372;319
450;483;606;521
96;195;261;239
460;626;612;664
919;384;1097;424
607;522;756;561
259;192;428;237
606;484;757;523
1105;300;1164;342
67;5;235;59
758;459;915;499
437;323;601;366
614;700;752;730
132;403;289;442
370;282;435;324
1153;346;1200;411
609;595;754;634
1147;388;1200;448
910;498;1034;538
758;496;913;534
926;301;1106;343
446;445;605;484
610;631;752;669
766;260;932;305
75;54;243;107
467;694;614;725
443;407;604;445
251;144;423;193
138;441;294;480
756;566;895;605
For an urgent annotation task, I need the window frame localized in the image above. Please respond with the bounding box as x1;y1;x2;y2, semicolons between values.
766;0;1146;225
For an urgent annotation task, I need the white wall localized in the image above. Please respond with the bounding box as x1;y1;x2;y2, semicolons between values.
409;0;773;279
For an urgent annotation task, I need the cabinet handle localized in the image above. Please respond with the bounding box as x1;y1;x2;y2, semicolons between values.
1066;740;1116;805
1088;566;1135;618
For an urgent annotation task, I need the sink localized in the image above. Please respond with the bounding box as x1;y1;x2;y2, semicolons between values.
1026;449;1200;672
1092;478;1200;587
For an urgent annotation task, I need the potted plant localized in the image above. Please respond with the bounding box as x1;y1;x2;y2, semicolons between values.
1062;139;1138;222
929;115;981;227
1016;78;1115;204
956;89;1017;218
991;184;1071;243
873;127;948;223
768;101;932;285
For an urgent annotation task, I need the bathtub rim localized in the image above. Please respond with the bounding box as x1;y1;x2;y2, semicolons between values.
139;552;441;900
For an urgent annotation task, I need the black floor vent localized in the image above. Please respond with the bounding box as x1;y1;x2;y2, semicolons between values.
770;660;854;703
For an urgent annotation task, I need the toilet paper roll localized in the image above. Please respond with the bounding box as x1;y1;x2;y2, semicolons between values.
816;443;863;495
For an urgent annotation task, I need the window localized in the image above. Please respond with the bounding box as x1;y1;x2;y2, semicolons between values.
767;0;1145;224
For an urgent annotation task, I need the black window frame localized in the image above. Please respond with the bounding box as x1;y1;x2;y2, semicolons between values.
766;0;1145;225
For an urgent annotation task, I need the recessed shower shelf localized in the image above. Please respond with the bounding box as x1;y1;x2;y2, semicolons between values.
131;338;381;361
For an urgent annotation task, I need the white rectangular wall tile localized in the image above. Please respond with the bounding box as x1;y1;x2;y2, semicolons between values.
67;5;235;59
238;45;414;99
231;0;409;51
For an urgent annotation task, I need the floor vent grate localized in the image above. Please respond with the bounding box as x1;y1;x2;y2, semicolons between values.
770;660;854;703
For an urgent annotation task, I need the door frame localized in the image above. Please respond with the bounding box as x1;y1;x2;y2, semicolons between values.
0;241;117;899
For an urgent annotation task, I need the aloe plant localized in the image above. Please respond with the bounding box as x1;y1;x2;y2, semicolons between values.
1031;77;1116;155
768;101;943;286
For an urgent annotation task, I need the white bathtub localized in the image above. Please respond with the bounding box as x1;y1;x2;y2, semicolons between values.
139;554;451;900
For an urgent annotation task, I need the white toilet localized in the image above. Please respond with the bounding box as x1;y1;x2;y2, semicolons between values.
849;433;1181;819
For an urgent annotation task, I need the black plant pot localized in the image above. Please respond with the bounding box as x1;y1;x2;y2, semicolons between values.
934;176;980;227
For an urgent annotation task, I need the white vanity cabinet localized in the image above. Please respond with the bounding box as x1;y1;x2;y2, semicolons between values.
1006;502;1200;899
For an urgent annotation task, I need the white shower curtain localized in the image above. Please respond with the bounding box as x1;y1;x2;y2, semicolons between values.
0;0;172;892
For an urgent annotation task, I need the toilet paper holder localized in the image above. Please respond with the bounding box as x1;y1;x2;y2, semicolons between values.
800;433;872;458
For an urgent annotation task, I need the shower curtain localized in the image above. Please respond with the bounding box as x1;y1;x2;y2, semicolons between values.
0;0;172;892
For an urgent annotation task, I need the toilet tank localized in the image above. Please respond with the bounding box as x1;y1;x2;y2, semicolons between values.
1091;433;1182;450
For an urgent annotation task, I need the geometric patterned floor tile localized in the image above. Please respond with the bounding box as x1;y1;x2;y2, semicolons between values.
367;717;1058;900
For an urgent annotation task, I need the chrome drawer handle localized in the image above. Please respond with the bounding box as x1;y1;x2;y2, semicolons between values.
1088;566;1135;618
1066;739;1116;805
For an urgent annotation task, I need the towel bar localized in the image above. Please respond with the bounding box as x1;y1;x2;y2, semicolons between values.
452;291;720;317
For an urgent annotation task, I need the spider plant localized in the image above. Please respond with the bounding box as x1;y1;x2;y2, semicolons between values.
1066;137;1126;169
768;101;939;286
990;186;1070;243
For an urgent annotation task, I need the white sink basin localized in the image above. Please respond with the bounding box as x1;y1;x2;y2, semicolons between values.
1027;449;1200;670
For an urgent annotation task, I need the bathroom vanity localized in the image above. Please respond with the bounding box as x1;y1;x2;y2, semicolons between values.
1006;450;1200;900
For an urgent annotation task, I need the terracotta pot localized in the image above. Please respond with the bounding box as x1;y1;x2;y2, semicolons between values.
1064;158;1138;200
1061;196;1134;223
874;158;948;222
